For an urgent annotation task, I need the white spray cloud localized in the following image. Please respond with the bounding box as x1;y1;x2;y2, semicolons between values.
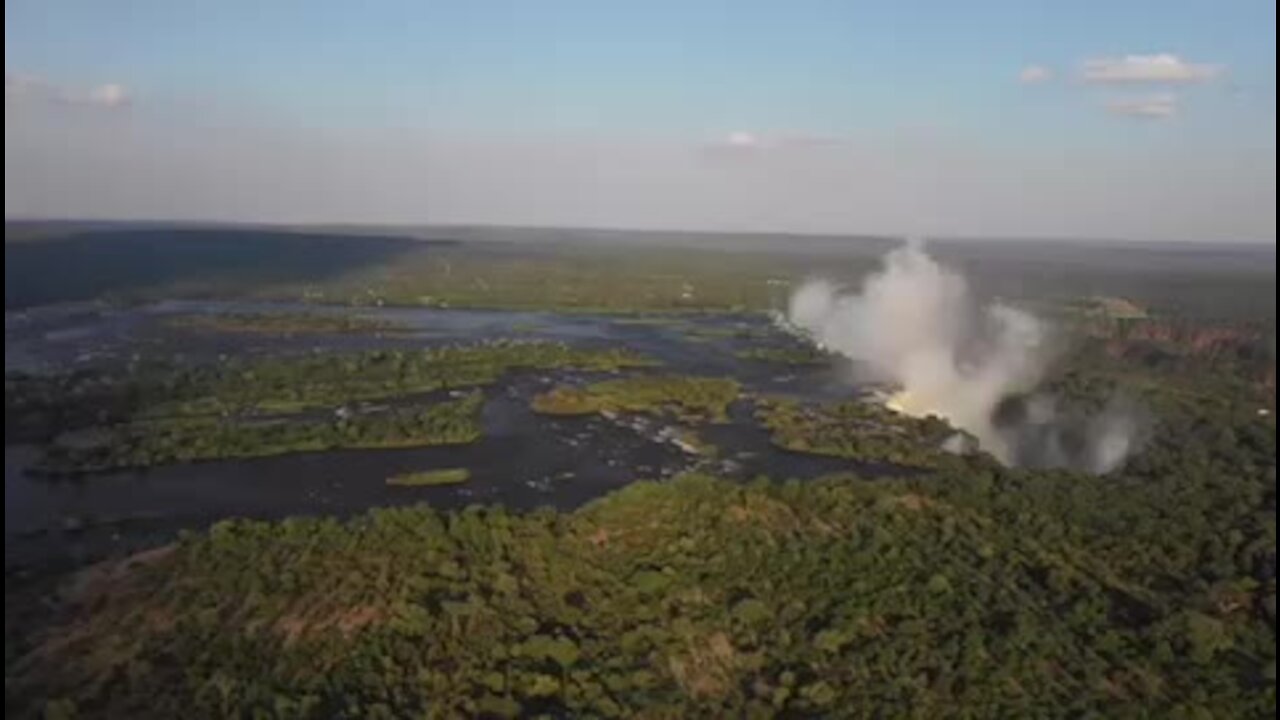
1084;403;1139;473
996;392;1144;473
786;242;1140;472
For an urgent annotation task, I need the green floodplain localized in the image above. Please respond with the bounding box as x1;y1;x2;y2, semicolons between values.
3;224;1277;718
11;342;653;475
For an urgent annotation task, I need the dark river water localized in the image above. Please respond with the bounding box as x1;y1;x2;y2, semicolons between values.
6;301;873;571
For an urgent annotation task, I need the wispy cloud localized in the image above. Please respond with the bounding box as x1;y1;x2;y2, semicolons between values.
723;131;762;149
703;131;844;156
85;83;130;108
6;73;132;108
1018;64;1052;84
1081;54;1221;83
1106;93;1178;119
1015;55;1219;120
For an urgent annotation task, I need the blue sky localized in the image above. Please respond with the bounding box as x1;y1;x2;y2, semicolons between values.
5;1;1276;240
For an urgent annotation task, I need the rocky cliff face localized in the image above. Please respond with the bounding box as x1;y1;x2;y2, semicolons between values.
1082;315;1275;393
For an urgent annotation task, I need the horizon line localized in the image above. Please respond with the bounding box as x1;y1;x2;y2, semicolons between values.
5;215;1276;248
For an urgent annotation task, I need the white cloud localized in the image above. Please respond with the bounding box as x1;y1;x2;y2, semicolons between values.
1081;54;1221;83
5;73;131;108
704;131;844;156
1018;64;1052;84
87;83;131;108
725;131;762;149
1106;93;1179;119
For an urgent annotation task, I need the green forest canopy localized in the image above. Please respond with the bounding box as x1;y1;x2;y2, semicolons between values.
8;390;1274;718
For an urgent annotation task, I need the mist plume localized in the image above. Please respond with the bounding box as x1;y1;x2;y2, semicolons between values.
785;242;1139;472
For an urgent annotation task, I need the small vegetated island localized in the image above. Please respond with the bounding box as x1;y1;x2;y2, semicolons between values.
755;396;961;469
531;375;740;423
531;374;741;457
734;345;831;365
385;468;472;487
